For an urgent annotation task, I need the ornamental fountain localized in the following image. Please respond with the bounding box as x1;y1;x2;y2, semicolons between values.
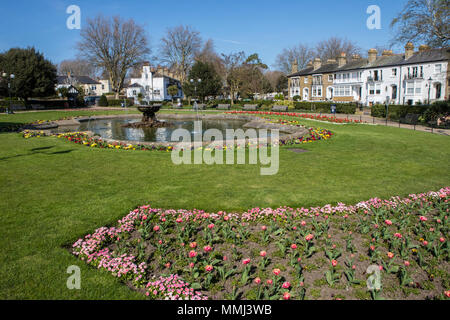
122;104;169;128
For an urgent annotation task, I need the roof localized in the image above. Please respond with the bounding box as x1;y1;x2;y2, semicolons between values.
288;47;449;77
57;75;100;85
127;83;143;88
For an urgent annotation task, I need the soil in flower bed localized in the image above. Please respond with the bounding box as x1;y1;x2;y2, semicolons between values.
72;188;450;300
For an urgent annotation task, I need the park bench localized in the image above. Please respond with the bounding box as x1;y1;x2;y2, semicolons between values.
243;104;258;111
400;113;419;124
11;105;26;111
217;104;230;110
193;104;206;110
272;105;288;112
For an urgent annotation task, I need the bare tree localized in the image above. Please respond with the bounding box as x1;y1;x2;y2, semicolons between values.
77;15;150;98
195;39;225;78
221;52;246;105
274;44;314;74
58;59;98;77
390;0;449;47
315;37;361;62
264;70;285;90
159;25;202;83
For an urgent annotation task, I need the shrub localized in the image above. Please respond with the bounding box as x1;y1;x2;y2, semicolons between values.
294;102;356;114
98;95;108;107
107;99;134;107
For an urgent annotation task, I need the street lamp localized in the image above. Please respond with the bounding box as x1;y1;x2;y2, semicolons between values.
190;78;201;107
2;73;15;114
427;77;433;105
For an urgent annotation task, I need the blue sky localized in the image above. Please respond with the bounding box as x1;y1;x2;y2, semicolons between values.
0;0;408;69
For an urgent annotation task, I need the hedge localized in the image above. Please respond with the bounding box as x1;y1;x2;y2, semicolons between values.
371;101;449;122
293;101;357;114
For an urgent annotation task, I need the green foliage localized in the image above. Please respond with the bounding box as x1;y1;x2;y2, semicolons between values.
183;61;222;100
294;101;357;114
0;47;57;102
167;85;179;100
371;101;449;124
98;95;109;107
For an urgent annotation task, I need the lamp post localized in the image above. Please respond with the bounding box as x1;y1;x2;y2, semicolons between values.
190;78;202;108
427;77;432;105
2;73;15;114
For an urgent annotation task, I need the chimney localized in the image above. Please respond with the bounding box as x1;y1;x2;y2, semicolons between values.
419;44;431;52
337;52;347;67
307;60;313;68
382;50;393;57
313;58;321;70
405;42;414;59
352;54;361;62
368;49;378;63
291;60;298;73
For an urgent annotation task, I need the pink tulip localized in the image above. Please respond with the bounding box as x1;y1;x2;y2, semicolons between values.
260;251;267;257
205;265;213;272
242;258;251;265
282;282;291;289
331;260;338;267
254;277;261;285
283;292;291;300
153;225;160;232
273;268;281;276
291;244;297;250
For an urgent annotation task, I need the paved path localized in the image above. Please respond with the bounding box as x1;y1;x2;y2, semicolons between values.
307;112;450;136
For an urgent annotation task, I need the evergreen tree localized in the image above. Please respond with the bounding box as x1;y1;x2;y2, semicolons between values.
0;47;57;103
183;61;222;101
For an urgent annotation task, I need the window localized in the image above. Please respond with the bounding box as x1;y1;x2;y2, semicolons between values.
435;64;442;74
304;77;308;84
328;75;333;82
392;68;397;76
312;86;322;97
376;84;381;94
335;85;352;97
369;84;375;95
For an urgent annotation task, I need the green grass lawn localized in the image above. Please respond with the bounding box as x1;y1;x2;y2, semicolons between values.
0;110;449;299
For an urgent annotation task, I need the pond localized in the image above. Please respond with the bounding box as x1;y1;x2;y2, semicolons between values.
73;117;250;143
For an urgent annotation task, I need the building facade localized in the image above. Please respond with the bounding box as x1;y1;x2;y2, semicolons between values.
125;64;183;102
288;43;449;106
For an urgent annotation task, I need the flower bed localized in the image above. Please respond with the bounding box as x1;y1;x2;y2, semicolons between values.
227;111;366;124
72;188;450;300
21;121;334;152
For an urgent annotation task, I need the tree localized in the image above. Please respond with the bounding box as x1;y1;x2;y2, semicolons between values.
264;71;284;90
77;15;150;99
274;44;314;74
390;0;449;47
195;39;225;79
240;53;269;98
0;47;56;103
159;25;202;83
315;37;361;62
58;59;97;77
275;75;288;93
183;61;222;101
221;52;247;105
167;85;179;103
98;94;108;106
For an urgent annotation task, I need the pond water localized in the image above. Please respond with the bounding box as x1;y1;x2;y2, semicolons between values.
73;117;250;143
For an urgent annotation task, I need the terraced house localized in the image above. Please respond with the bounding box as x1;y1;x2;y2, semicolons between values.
288;43;449;106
